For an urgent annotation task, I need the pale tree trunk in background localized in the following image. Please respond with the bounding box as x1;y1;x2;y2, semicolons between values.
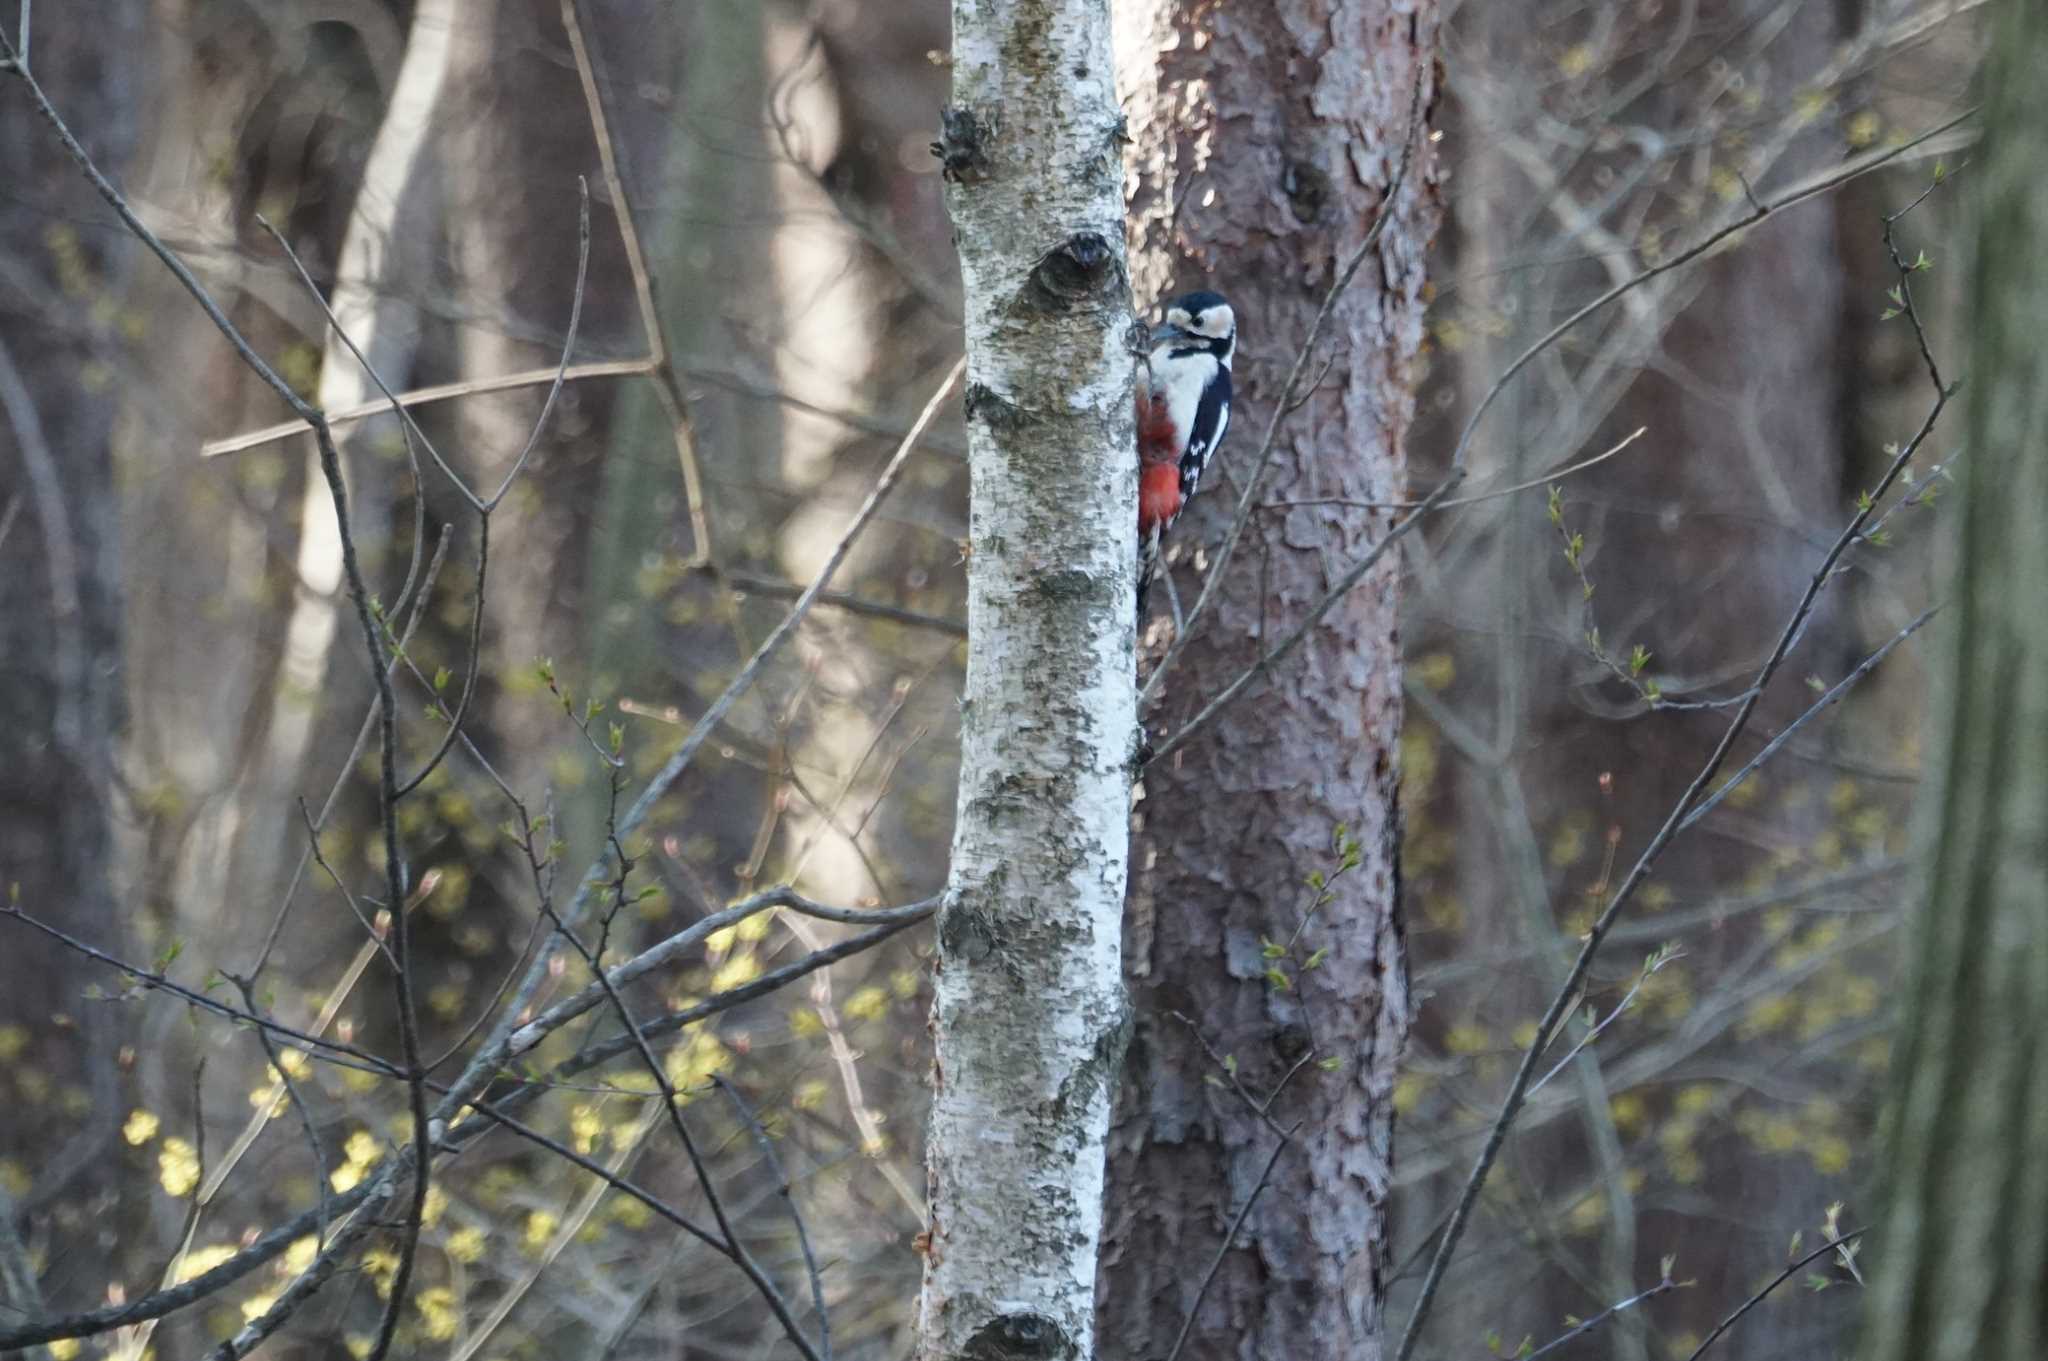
253;0;451;902
1863;4;2048;1354
0;0;143;1298
915;1;1137;1357
1101;4;1441;1359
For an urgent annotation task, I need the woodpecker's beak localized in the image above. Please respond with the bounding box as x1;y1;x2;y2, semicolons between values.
1150;321;1193;346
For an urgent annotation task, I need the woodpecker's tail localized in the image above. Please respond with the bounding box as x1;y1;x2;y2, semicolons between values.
1136;523;1163;626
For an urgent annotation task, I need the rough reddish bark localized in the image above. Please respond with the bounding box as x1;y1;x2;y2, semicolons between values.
1101;4;1442;1358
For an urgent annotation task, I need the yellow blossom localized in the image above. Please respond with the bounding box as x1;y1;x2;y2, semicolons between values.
158;1138;201;1198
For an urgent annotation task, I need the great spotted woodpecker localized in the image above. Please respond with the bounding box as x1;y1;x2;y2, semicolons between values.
1135;290;1235;622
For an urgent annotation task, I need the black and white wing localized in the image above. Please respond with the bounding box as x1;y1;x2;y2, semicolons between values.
1179;362;1231;501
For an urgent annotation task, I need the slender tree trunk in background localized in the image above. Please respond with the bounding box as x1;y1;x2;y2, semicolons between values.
1101;5;1441;1359
1863;5;2048;1355
915;2;1137;1357
0;0;143;1296
250;0;450;909
1397;3;1863;1349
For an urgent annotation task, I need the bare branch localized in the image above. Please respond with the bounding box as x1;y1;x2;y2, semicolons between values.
1684;1232;1865;1361
1395;307;1957;1361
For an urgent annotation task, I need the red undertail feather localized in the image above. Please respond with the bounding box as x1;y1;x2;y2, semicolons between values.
1139;463;1183;538
1136;387;1184;537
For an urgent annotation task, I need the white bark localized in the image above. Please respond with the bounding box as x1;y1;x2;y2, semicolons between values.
915;2;1138;1359
265;0;451;811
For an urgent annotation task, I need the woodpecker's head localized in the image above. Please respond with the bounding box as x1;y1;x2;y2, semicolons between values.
1154;291;1236;367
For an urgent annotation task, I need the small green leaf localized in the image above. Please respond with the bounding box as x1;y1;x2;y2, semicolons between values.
434;666;452;692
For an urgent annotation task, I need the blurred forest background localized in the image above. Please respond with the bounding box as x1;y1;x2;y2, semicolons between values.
0;0;1984;1357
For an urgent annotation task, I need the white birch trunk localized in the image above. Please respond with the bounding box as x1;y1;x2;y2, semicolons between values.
915;2;1138;1358
265;0;451;803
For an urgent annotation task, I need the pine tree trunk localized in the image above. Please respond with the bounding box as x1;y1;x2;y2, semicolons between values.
1864;3;2048;1354
914;3;1139;1359
1100;4;1442;1358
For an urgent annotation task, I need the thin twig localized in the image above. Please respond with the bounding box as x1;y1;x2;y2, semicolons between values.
718;567;965;637
1525;1274;1681;1361
243;528;452;978
0;903;402;1076
543;356;962;942
198;358;656;457
1684;1232;1864;1361
505;889;940;1060
715;1076;835;1361
515;781;825;1361
1394;348;1955;1361
1260;426;1647;513
1526;947;1684;1101
0;27;314;421
1163;1122;1301;1361
559;0;726;567
1676;605;1942;835
542;913;935;1085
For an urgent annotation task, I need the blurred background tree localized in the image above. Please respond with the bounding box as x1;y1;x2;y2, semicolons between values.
1865;0;2047;1354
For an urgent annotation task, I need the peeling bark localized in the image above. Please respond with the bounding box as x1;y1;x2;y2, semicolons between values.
915;3;1138;1359
1101;4;1442;1358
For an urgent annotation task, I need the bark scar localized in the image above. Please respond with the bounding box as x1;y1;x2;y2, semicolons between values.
933;104;998;183
964;1311;1072;1360
1022;230;1125;311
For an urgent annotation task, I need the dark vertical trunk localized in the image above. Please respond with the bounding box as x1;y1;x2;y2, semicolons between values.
1394;0;1873;1349
1101;5;1443;1358
1864;3;2048;1354
0;0;144;1290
